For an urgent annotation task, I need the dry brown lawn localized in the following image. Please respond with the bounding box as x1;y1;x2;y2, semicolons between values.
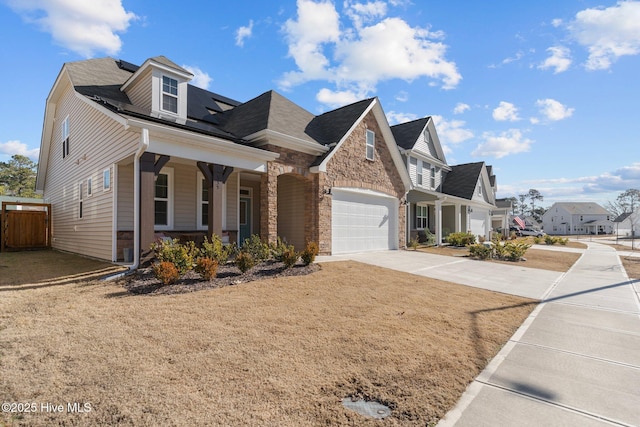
0;252;536;426
418;239;583;273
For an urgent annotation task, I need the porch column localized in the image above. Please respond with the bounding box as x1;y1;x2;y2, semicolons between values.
139;152;170;258
485;209;491;240
435;200;443;245
198;162;233;240
455;204;462;233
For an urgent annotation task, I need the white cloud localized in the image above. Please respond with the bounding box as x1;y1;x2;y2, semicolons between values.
431;115;474;157
536;98;574;121
453;103;470;114
551;18;563;28
472;129;532;159
7;0;137;57
236;20;254;47
280;0;461;103
386;111;419;125
538;46;572;73
492;101;520;122
0;140;39;160
182;65;212;90
569;1;640;70
395;91;409;102
315;88;362;108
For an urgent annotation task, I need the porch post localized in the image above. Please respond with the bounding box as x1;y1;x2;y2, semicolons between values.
435;199;443;245
455;204;461;233
139;152;171;261
198;162;233;240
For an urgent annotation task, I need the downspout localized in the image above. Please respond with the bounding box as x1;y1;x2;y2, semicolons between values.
131;128;150;271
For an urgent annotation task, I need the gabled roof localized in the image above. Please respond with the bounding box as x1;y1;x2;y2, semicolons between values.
391;117;430;150
613;212;632;222
441;162;485;200
550;202;611;215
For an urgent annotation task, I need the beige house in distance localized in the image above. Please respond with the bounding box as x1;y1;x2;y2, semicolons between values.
36;56;411;265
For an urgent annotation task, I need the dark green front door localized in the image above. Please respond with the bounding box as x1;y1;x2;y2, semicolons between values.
239;196;251;244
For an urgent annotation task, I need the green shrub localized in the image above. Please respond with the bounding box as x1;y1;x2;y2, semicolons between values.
195;257;218;280
201;234;232;263
446;232;476;247
270;237;292;262
281;247;299;269
544;235;555;245
559;237;568;246
150;239;193;275
502;241;531;261
468;243;492;260
300;241;319;265
235;251;255;273
241;234;271;262
533;236;543;244
408;237;420;250
153;261;180;286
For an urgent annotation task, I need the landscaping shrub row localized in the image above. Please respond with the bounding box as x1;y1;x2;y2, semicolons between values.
150;235;319;286
467;235;532;261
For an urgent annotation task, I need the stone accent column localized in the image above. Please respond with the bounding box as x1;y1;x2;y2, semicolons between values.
260;164;278;245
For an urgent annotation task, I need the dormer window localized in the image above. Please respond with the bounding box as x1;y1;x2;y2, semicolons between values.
162;76;178;113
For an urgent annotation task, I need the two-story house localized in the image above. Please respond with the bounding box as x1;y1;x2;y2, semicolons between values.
35;56;411;265
542;202;614;235
391;117;501;244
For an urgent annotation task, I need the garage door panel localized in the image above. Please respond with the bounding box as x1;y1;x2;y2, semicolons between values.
331;189;398;254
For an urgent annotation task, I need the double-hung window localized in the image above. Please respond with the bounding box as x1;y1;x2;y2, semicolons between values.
162;76;178;114
366;129;375;160
430;167;436;189
103;168;111;192
416;205;428;229
62;116;70;158
416;160;423;186
154;168;173;229
78;182;84;219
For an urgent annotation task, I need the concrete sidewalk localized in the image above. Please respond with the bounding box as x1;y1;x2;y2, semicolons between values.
319;242;640;426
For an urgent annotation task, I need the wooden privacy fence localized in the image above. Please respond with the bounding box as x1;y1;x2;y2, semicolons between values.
1;202;51;252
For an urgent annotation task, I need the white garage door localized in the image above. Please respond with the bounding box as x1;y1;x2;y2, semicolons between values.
332;188;398;254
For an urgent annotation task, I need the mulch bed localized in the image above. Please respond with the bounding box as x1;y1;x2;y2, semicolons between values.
122;260;321;295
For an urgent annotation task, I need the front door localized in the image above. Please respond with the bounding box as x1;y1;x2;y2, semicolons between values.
239;195;251;244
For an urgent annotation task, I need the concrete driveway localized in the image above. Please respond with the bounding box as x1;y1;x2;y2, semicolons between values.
319;243;640;426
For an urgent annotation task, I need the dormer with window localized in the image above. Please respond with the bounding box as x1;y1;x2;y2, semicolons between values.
121;56;193;124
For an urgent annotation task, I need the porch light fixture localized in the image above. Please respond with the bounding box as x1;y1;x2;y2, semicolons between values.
401;199;409;206
323;187;332;195
467;206;473;214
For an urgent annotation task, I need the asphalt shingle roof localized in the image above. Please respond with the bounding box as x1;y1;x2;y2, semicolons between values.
390;117;430;150
441;162;485;200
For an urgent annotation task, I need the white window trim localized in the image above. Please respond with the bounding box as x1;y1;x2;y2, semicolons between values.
161;75;178;114
103;167;112;192
417;160;423;186
196;172;226;231
366;129;375;161
87;177;93;197
155;167;174;231
62;116;70;159
430;167;436;189
78;181;84;219
416;204;428;230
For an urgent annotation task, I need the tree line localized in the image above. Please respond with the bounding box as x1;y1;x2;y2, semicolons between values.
0;155;41;198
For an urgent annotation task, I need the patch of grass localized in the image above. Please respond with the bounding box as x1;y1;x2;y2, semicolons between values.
0;261;535;426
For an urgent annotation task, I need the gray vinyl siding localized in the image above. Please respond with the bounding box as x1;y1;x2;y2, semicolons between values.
124;67;152;111
43;84;138;261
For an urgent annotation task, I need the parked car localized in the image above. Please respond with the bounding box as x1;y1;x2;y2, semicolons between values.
516;227;544;237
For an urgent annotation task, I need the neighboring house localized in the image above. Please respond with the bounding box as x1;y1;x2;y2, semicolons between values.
542;202;614;235
613;211;639;237
391;117;501;243
36;56;411;264
493;198;513;235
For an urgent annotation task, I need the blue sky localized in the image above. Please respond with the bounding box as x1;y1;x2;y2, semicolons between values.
1;0;639;207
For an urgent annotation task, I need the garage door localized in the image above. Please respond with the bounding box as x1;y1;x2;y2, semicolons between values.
331;189;398;254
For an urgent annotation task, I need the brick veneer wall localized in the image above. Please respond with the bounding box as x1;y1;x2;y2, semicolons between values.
322;111;407;254
259;111;407;255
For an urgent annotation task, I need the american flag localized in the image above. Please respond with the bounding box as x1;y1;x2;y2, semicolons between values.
514;216;526;229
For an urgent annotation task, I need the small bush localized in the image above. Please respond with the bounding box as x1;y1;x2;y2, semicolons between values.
270;237;292;262
502;241;531;261
300;241;319;265
559;237;568;246
408;238;420;250
235;251;255;273
446;232;476;247
468;243;492;260
281;247;298;269
153;261;180;286
201;234;232;263
151;239;193;275
544;235;555;245
509;231;518;240
195;257;218;280
533;236;543;244
241;234;271;262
